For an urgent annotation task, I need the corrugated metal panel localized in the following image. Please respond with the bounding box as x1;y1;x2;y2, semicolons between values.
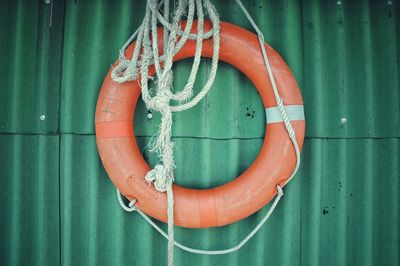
60;0;303;138
300;138;399;266
0;1;63;134
60;136;399;266
0;135;60;265
302;0;400;138
1;0;399;266
59;0;400;138
60;135;302;266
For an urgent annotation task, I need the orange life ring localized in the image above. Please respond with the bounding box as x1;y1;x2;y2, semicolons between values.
95;21;305;229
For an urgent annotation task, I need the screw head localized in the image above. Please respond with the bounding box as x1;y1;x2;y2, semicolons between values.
387;0;393;5
147;113;153;119
40;115;46;121
341;117;347;124
337;0;342;5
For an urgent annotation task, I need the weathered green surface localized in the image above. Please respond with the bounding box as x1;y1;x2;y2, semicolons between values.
60;135;302;266
0;0;399;265
0;135;60;266
302;0;400;138
0;1;63;133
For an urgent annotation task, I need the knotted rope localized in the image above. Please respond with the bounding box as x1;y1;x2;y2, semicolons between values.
112;0;220;265
113;0;302;265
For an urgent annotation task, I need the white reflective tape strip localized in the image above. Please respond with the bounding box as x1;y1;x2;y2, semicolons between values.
265;105;305;124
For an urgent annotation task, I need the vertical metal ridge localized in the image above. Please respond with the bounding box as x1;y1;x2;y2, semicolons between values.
302;0;323;137
0;135;60;266
369;1;399;138
36;136;48;266
9;136;22;266
59;1;78;134
300;139;323;266
60;134;71;266
9;3;27;133
0;1;61;134
87;138;99;266
346;139;374;265
35;1;49;134
371;138;400;264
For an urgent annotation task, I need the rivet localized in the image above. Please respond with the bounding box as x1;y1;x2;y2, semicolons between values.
147;113;153;119
337;0;342;5
387;0;393;5
340;117;347;124
40;115;46;121
45;0;51;4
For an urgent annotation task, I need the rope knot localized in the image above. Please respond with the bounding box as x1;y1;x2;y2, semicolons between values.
152;94;171;112
149;70;175;112
145;164;173;192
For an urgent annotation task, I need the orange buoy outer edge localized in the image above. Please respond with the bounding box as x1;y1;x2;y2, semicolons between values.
95;21;305;229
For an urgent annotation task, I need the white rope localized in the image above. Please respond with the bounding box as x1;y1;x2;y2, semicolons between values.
235;0;301;184
113;0;302;263
112;1;220;265
117;186;283;255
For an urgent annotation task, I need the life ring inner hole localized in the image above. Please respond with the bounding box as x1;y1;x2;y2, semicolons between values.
132;59;267;189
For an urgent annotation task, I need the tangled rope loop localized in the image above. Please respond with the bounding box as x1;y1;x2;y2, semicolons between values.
112;0;220;184
145;164;172;192
112;0;220;265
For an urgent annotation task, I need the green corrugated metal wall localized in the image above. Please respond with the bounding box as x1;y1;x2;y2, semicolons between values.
0;0;399;265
